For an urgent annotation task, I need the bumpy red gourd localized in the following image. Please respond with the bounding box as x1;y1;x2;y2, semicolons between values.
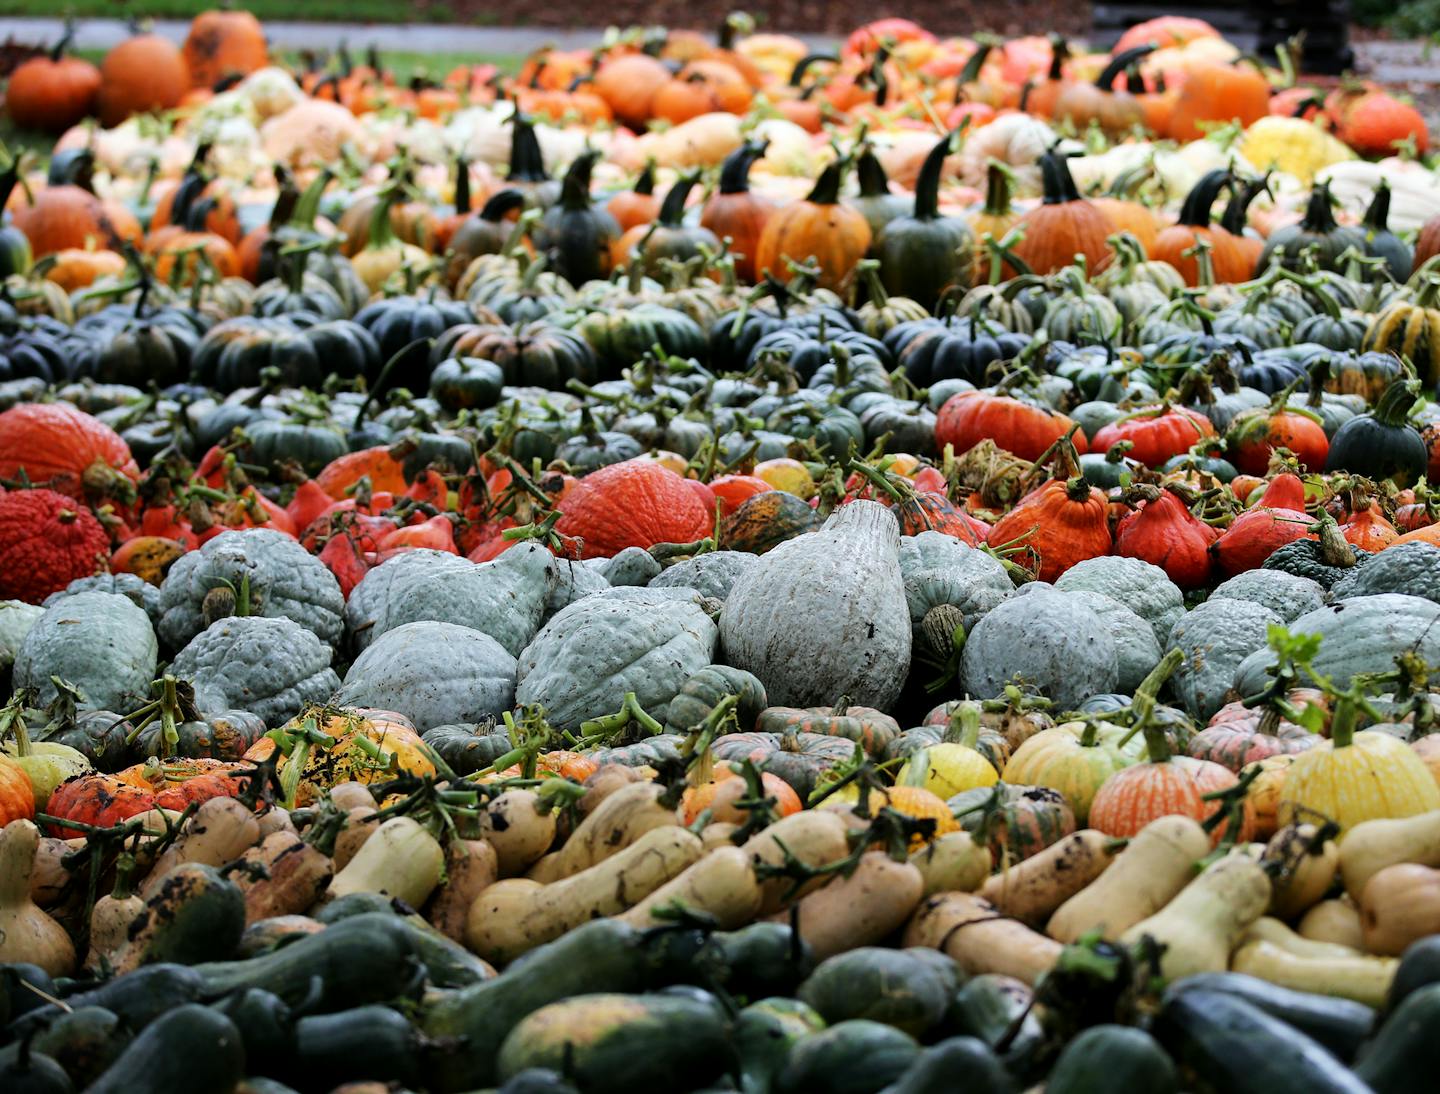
556;458;714;559
1210;472;1315;576
0;403;139;501
986;476;1111;582
0;489;110;602
1114;486;1218;588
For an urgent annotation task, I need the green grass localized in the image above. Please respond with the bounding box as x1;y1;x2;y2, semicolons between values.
0;1;462;23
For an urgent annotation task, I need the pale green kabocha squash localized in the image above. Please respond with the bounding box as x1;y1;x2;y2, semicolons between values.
0;600;44;680
44;572;161;629
722;501;912;710
1330;542;1440;604
1165;598;1283;721
171;615;340;726
344;543;557;657
960;588;1118;710
157;529;345;650
518;586;718;732
1234;593;1440;695
1065;591;1161;694
1209;569;1325;622
648;551;757;601
1053;556;1185;647
898;531;1013;634
336;621;517;732
14;591;158;711
589;546;662;588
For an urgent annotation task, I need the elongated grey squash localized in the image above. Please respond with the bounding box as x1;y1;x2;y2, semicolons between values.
720;501;912;710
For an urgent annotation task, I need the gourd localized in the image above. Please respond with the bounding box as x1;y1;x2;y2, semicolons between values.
649;550;757;601
13;590;156;712
797;947;961;1038
1048;815;1211;943
979;829;1119;926
1065;590;1161;693
328;816;445;908
1230;938;1396;1009
1165;598;1282;720
1054;555;1185;647
517;587;718;732
172;616;340;727
335;621;516;732
775;1019;921;1094
1340;810;1440;899
722;500;911;710
1001;719;1140;824
740;810;852;914
899;531;1014;635
780;852;926;961
113;862;246;973
874;130;975;308
1360;864;1440;956
618;845;762;929
1121;853;1272;980
903;891;1062;985
0;819;75;976
478;789;558;877
527;782;679;883
1211;569;1325;623
1047;1026;1177;1094
910;830;992;894
157;529;344;650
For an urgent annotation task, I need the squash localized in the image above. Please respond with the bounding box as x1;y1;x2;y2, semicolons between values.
234;831;334;926
775;1019;921;1094
756;158;872;291
477;788;558;877
1340;809;1440;899
961;591;1118;712
84;1003;245;1094
1048;814;1211;943
618;845;762;929
14;590;156;713
142;796;260;898
874;130;974;309
910;830;992;895
778;851;925;961
1047;1026;1178;1094
979;829;1119;926
1010;147;1113;275
797;947;960;1038
903;891;1062;985
1001;719;1139;824
1361;863;1440;956
1121;853;1272;981
1054;555;1186;647
722;500;911;710
527;782;679;883
741;810;852;915
466;825;703;964
0;819;75;976
1300;898;1366;951
1265;823;1339;921
1231;938;1396;1009
113;861;246;973
327;816;445;908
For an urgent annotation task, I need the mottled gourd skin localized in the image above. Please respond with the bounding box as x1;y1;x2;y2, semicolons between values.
1331;542;1440;605
171;615;340;726
1066;591;1161;694
1166;599;1283;721
721;501;912;710
0;600;44;673
336;620;517;733
898;531;1013;633
518;587;718;731
0;487;110;603
44;572;162;629
1054;556;1185;648
1209;569;1325;623
961;589;1118;710
1234;593;1440;697
345;550;471;642
14;591;158;711
345;542;557;657
648;551;757;601
546;559;611;618
158;529;344;650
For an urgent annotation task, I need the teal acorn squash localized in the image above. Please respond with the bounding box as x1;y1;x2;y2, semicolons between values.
170;616;340;727
1165;598;1283;721
13;590;157;712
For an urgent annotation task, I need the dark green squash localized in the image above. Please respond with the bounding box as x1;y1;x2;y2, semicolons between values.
775;1019;921;1094
735;998;826;1094
847;147;910;237
1169;973;1375;1062
880;1037;1014;1094
797;948;960;1037
132;709;268;763
721;490;822;554
84;1004;245;1094
946;974;1047;1083
433;320;598;390
445;188;529;286
1046;1025;1177;1094
1257;181;1366;275
567;303;707;376
429;355;505;411
553;406;644;471
287;1004;425;1089
0;159;33;279
354;293;473;396
505;111;562;208
696;921;817;1001
1387;935;1440;1013
0;1047;72;1094
874;130;975;308
536;150;619;287
624;171;721;278
664;664;769;734
1360;180;1414;282
1356;983;1440;1094
28;1007;131;1089
1324;376;1428;485
245;417;349;476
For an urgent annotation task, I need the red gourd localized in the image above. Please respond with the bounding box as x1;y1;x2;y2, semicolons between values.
1210;472;1315;576
556;458;714;559
987;476;1112;583
1090;405;1215;468
0;403;139;503
935;392;1088;463
1226;402;1330;475
1341;503;1398;552
0;488;110;603
1114;484;1218;589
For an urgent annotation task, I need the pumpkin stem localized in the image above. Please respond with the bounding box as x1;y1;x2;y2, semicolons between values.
912;129;959;221
632;159;657;197
1362;179;1392;232
1046;33;1069;81
479;187;527;223
558;148;600;211
805;158;848;206
1177;168;1233;228
1038;146;1083;206
945;700;983;749
789;52;838;87
1095;44;1156;91
718;139;768;195
955;37;996;97
854;147;891;199
506;110;551;183
982;159;1017;218
658;171;702;227
1372;376;1422;427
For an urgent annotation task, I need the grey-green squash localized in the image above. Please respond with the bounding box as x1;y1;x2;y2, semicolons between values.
345;542;556;657
588;546;662;588
545;558;611;618
44;573;161;629
1331;542;1440;604
14;591;158;712
0;600;45;679
516;587;717;731
1054;556;1185;647
1209;570;1326;623
898;531;1013;634
960;590;1118;710
775;1019;922;1094
1065;591;1161;694
797;948;961;1038
170;616;340;727
157;530;344;650
1166;599;1282;720
336;621;517;732
1234;593;1440;695
648;551;757;601
663;665;768;734
722;500;912;710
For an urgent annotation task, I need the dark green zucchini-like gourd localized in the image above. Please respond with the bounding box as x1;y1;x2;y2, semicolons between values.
212;988;295;1064
287;1004;426;1089
947;974;1047;1083
798;948;960;1038
536;150;619;286
1046;1025;1177;1094
1324;377;1428;486
28;1006;131;1089
695;921;816;1001
1387;935;1440;1013
735;998;826;1094
874;130;975;309
1170;972;1375;1063
1357;982;1440;1092
879;1036;1014;1094
85;1004;245;1094
774;1019;922;1094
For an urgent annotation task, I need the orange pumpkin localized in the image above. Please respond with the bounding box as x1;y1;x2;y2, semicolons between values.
14;184;139;260
754;159;872;291
43;246;127;293
1168;61;1271;143
1010;147;1112;275
182;9;267;90
986;476;1112;583
97;33;190;127
681;763;802;825
0;759;35;826
593;52;671;129
5;33;101;133
606;162;662;233
0;402;138;501
935;391;1089;463
651;59;754;124
555;458;714;559
700;139;776;284
1150;169;1251;285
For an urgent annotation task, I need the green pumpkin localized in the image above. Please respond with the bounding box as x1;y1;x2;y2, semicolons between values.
1324;376;1429;485
566;304;707;377
846;148;910;237
798;948;960;1038
420;721;512;775
767;401;865;458
591;733;685;767
192;316;324;392
873;131;975;309
435;320;597;391
503;112;562;209
663;664;768;733
1359;179;1414;282
1047;1025;1178;1094
246;418;349;475
174;616;340;727
72;316;198;388
554;408;643;472
774;1019;921;1094
429;355;505;411
14;592;157;714
535;150;619;287
624;171;721;278
1257;182;1366;274
133;708;268;762
721;491;821;555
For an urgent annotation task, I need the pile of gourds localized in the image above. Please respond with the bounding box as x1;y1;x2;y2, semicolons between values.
7;8;1440;1093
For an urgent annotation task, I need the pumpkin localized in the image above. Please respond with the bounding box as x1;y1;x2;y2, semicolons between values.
1210;472;1316;577
1325;378;1429;487
1362;278;1440;391
5;28;101;133
721;489;821;554
652;60;753;124
755;159;872;291
665;665;768;734
935;391;1087;463
1052;44;1157;135
0;760;33;826
14;590;156;714
1360;181;1414;282
535;150;619;286
846;147;910;238
1167;60;1270;142
1150;169;1251;285
952;782;1077;865
1280;693;1440;833
593;52;672;128
250;707;432;807
555;458;713;559
701;140;776;284
181;9;267;89
0;489;110;604
1001;718;1138;823
608;162;662;233
756;702;900;757
723;500;911;711
1257;182;1366;275
444;189;530;288
612;172;721;278
13;182;136;260
1009;147;1112;276
873;131;974;309
1114;485;1218;590
1187;701;1319;773
712;729;855;798
986;476;1112;583
1091;405;1215;469
97;33;190;127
